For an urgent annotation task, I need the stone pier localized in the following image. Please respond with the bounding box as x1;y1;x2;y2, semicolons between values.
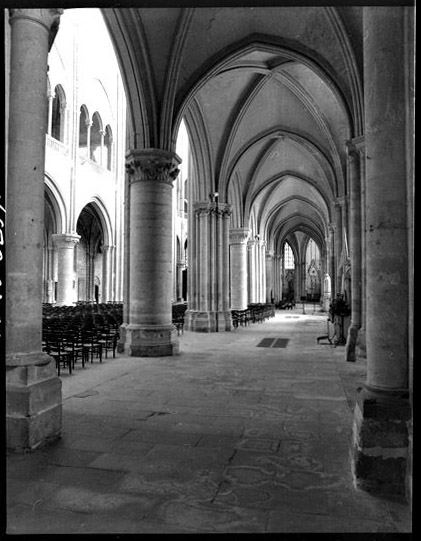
6;8;63;451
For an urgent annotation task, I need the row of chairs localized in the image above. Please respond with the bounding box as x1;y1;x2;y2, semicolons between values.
231;303;275;329
43;326;118;376
172;303;187;335
42;302;188;375
43;303;122;376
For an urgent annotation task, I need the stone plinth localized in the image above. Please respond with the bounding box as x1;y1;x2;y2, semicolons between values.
125;324;179;357
351;387;411;498
6;356;62;451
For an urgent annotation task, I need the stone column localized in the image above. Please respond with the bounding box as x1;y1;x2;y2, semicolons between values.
300;259;306;300
345;139;363;362
229;228;250;310
328;224;336;298
6;8;63;452
124;149;180;356
356;139;367;360
52;233;80;306
258;240;267;302
333;203;343;294
47;90;54;135
185;202;232;332
265;249;274;303
46;246;55;303
99;129;105;166
247;239;257;303
118;171;131;352
351;6;411;498
101;244;111;303
275;254;282;303
85;120;92;159
176;261;184;301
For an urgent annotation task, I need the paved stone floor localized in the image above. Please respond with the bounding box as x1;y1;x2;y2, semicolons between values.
6;308;412;534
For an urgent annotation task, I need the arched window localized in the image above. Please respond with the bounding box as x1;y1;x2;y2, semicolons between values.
284;242;295;269
104;125;113;170
90;112;103;163
51;85;66;142
79;105;90;155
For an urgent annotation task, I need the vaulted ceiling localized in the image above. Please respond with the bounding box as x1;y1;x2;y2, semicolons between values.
102;6;363;257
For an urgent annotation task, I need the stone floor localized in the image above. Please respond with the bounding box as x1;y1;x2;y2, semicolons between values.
5;308;412;534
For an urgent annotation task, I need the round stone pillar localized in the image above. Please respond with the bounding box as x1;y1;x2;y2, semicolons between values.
333;203;343;294
356;141;367;360
265;249;274;303
247;239;257;303
345;141;362;362
52;233;80;306
6;8;63;451
124;149;181;356
101;244;113;303
229;228;250;310
351;6;411;499
258;239;267;302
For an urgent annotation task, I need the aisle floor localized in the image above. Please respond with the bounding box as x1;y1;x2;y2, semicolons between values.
6;308;412;534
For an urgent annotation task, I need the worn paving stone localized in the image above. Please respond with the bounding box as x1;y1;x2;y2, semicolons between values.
6;312;412;534
7;503;90;534
61;435;116;453
118;428;203;446
41;486;161;520
37;447;101;468
266;509;399;533
152;500;268;533
143;443;235;466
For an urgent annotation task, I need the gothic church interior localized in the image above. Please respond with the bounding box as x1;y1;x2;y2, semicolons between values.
4;3;414;517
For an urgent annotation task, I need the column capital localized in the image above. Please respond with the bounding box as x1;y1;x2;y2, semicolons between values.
229;228;251;245
9;8;63;31
52;233;80;248
194;201;232;218
336;196;348;207
125;148;181;186
9;8;63;52
266;249;275;259
346;135;366;157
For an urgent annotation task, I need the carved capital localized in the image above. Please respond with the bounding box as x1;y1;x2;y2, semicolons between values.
194;201;232;218
229;228;250;245
52;233;80;248
126;149;181;186
9;8;63;50
266;249;275;259
9;8;63;28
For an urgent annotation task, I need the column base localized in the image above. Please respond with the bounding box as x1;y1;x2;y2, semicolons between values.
355;326;367;360
124;324;179;357
185;310;233;332
117;322;128;353
351;386;411;500
345;325;360;362
6;354;62;452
